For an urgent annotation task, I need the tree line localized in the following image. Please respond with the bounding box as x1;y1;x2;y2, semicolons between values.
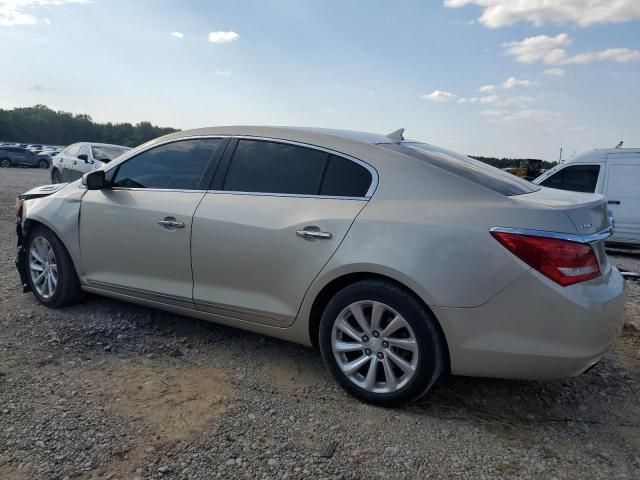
471;155;557;170
0;105;178;147
0;106;554;170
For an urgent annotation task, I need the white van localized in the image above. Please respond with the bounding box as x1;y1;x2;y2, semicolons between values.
534;148;640;246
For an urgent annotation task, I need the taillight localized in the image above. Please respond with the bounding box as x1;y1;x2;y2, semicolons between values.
490;231;600;287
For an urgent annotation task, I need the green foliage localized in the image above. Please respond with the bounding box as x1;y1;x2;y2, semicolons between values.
471;155;557;170
0;105;178;147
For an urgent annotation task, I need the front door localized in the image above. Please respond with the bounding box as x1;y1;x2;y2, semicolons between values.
605;153;640;244
79;138;226;306
191;138;375;326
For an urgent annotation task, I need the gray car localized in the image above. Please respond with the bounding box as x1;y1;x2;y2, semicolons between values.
0;147;49;168
15;126;626;406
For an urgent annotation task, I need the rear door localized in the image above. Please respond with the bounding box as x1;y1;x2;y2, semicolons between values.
605;153;640;244
191;138;376;327
80;138;227;305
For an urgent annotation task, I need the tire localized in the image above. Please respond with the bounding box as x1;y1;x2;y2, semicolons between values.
0;158;10;168
38;159;49;169
25;225;83;308
51;169;61;183
319;279;445;407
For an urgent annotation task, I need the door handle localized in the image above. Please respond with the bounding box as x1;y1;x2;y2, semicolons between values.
73;161;77;165
157;219;185;229
296;230;332;240
608;200;621;205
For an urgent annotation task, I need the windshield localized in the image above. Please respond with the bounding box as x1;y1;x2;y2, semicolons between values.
382;142;540;196
92;145;130;162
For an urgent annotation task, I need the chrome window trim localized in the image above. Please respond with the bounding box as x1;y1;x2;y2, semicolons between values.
109;187;204;194
205;190;369;201
489;226;614;244
103;134;379;200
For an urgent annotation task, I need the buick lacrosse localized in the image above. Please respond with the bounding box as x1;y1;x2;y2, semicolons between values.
15;126;625;406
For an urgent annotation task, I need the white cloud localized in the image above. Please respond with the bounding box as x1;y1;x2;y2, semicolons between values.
170;31;183;39
502;77;537;89
0;0;89;27
420;90;459;102
504;33;640;66
478;109;508;117
208;31;239;43
479;84;495;93
543;68;565;77
444;0;640;28
215;70;231;76
502;109;563;125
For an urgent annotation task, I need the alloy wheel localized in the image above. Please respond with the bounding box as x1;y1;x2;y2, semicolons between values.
331;300;419;393
29;236;58;299
0;159;9;167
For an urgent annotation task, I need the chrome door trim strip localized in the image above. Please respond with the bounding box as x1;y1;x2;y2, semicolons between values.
87;280;195;308
204;190;370;201
195;299;292;327
489;226;614;244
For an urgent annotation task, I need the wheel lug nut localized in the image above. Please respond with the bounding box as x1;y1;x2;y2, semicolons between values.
365;349;372;355
362;335;369;342
377;352;384;359
382;341;389;348
372;331;380;338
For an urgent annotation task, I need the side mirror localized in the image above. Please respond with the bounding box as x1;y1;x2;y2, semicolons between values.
82;170;106;190
77;154;89;163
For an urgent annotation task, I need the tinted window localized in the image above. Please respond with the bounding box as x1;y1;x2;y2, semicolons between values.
223;140;327;195
320;154;372;197
112;139;222;190
540;165;600;193
382;143;539;196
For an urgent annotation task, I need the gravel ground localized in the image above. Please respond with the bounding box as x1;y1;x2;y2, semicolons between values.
1;168;639;480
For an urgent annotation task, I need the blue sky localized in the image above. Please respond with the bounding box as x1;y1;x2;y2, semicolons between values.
1;0;639;160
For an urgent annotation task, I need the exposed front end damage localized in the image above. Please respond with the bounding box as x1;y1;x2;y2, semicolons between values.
15;182;85;293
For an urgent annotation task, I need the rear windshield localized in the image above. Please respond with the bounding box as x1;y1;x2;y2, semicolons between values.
382;142;540;196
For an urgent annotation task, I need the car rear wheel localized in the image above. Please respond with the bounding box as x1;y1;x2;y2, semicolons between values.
0;158;10;168
51;169;61;183
38;159;49;169
319;279;445;407
26;226;83;308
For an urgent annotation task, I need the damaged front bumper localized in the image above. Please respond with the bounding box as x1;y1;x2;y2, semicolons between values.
15;218;30;293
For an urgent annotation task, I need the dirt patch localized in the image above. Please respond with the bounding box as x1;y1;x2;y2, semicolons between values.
78;359;232;478
263;356;327;394
95;360;231;442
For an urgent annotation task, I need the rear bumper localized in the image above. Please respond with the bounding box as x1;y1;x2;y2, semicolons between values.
434;266;626;380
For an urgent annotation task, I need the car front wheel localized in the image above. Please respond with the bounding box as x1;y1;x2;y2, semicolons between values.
38;159;49;169
319;279;446;407
26;226;83;308
0;158;10;168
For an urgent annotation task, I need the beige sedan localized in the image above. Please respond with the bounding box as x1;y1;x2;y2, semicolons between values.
15;126;625;406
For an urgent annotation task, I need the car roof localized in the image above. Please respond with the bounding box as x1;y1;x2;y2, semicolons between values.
562;147;640;164
160;126;404;148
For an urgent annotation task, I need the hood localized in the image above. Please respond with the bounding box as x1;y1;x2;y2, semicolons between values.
19;183;69;200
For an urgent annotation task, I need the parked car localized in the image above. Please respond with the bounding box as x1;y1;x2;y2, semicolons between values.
51;142;130;183
0;146;50;168
15;127;625;406
34;150;59;168
534;147;640;246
